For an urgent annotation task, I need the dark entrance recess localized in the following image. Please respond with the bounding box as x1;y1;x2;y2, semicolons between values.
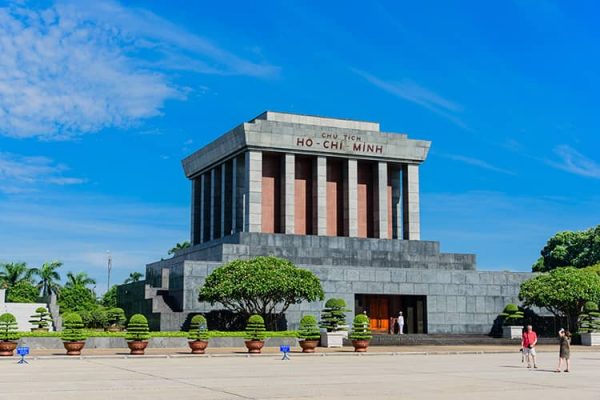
355;294;427;334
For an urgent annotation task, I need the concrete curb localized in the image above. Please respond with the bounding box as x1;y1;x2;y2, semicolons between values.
0;349;546;361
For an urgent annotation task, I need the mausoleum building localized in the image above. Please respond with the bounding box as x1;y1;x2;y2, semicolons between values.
119;112;531;333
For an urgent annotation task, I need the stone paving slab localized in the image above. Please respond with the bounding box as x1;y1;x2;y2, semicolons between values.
1;350;599;399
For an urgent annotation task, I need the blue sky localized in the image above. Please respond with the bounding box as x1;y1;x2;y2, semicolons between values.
1;0;599;293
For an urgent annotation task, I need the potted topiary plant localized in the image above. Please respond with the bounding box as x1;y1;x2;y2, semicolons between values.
579;301;600;346
187;314;209;354
297;315;320;353
499;304;525;339
126;313;150;355
319;298;350;348
61;312;86;356
244;314;266;354
29;307;53;332
105;308;126;332
0;313;18;356
350;314;372;352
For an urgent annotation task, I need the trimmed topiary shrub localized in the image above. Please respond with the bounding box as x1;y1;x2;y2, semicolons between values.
126;314;150;341
499;304;524;326
578;301;600;333
350;314;372;340
320;298;350;332
61;312;86;342
245;314;266;341
107;308;126;328
298;315;320;340
29;307;52;330
188;315;209;341
0;313;18;341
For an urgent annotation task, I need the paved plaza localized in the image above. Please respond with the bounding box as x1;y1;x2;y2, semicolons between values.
1;349;599;399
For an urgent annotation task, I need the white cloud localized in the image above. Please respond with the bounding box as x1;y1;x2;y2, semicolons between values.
548;145;600;179
441;153;516;175
0;0;278;139
352;68;467;129
0;152;85;193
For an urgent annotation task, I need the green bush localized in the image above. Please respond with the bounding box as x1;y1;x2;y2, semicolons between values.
349;314;372;340
28;307;53;329
297;315;320;340
499;304;524;326
126;314;150;341
579;301;600;334
245;314;266;341
188;315;209;341
107;308;126;327
0;313;18;341
6;281;38;303
61;312;86;342
320;298;350;332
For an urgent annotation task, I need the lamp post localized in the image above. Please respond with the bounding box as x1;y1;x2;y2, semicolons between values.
107;250;112;292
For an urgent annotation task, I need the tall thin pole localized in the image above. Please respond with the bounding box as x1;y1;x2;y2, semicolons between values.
107;250;112;291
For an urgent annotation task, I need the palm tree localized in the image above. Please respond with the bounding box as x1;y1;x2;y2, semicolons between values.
36;261;62;297
168;241;191;256
124;272;144;284
0;262;37;289
65;271;96;289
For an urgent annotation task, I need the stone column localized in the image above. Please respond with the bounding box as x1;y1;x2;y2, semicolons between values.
220;162;227;237
375;161;388;239
316;156;327;235
344;159;358;237
283;153;295;234
231;157;237;234
402;164;420;240
235;154;245;232
210;168;216;240
244;150;262;233
199;174;205;243
390;166;402;239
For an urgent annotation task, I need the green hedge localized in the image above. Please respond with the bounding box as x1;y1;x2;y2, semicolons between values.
16;330;299;338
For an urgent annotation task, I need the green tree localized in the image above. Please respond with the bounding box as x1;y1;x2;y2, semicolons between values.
124;272;144;283
198;256;324;318
168;241;191;256
6;280;39;303
102;285;117;308
58;285;97;313
533;225;600;272
0;262;37;288
519;267;600;331
65;272;96;289
36;261;62;297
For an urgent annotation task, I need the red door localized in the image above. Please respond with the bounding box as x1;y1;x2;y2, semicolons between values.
368;296;389;332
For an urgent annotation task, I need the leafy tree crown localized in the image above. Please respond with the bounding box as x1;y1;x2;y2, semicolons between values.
28;307;53;329
188;315;209;341
533;225;600;272
320;298;350;332
198;256;324;317
499;304;524;326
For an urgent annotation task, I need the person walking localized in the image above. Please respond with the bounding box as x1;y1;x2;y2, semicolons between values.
397;312;404;335
556;329;571;373
521;325;538;368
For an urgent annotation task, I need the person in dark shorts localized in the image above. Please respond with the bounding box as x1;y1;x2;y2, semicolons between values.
556;329;571;372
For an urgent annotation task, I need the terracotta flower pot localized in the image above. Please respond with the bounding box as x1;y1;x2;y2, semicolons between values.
351;339;370;353
188;340;209;354
0;341;17;357
299;339;319;353
127;340;148;355
244;340;265;354
63;341;85;356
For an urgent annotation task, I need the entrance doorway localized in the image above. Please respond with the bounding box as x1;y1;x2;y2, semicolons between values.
355;294;427;334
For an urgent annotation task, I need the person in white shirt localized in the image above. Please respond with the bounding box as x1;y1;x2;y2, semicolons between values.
397;312;404;335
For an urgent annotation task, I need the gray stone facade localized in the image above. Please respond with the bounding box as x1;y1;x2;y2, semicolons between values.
117;112;532;334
